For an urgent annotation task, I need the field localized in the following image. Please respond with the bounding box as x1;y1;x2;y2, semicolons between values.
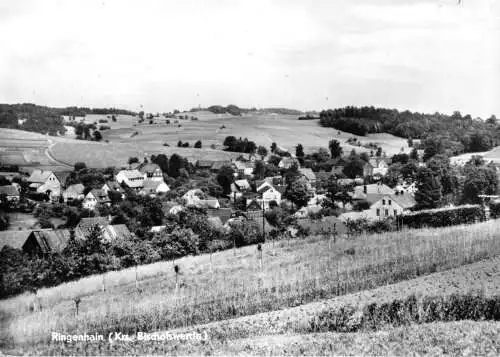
2;112;413;169
1;219;500;354
451;147;500;165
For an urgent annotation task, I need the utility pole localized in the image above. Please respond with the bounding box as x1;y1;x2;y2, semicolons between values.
262;198;266;243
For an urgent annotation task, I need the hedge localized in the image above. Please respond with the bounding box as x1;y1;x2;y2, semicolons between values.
401;205;484;229
489;201;500;219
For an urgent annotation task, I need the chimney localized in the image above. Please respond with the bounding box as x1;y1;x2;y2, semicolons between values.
363;185;367;194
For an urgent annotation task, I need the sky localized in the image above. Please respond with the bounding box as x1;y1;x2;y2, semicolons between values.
0;0;499;117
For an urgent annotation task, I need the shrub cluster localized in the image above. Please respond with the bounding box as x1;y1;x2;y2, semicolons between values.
489;201;500;219
402;205;484;229
310;292;500;333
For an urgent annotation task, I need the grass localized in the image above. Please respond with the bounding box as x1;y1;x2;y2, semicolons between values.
1;219;500;353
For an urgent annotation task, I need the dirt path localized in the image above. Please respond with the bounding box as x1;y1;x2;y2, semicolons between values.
44;139;73;169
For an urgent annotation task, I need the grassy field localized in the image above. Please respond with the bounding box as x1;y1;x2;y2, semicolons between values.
3;112;414;169
1;219;500;354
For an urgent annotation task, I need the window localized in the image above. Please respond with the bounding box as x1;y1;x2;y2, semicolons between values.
389;200;392;205
385;209;389;216
394;210;398;216
376;208;380;216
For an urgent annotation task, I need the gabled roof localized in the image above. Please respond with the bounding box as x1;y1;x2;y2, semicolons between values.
353;183;394;196
390;193;417;209
0;185;20;196
0;230;31;250
138;163;162;174
27;229;72;253
234;179;251;190
27;170;55;183
64;184;85;195
211;161;232;170
142;180;168;191
87;189;110;203
196;160;215;168
116;169;143;179
299;168;316;181
104;180;124;192
247;199;263;210
77;216;110;231
54;171;71;185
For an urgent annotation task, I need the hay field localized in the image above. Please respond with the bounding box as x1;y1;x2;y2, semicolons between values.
2;219;500;353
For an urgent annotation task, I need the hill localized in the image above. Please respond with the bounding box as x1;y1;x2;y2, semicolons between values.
1;219;500;354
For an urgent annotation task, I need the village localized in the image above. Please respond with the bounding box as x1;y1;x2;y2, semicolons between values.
3;132;495;260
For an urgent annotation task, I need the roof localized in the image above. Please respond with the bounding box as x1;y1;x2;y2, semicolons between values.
0;230;32;250
247;199;263;210
87;189;110;203
116;169;143;179
142;180;168;191
196;199;220;209
64;184;85;195
354;183;394;196
338;211;369;222
299;168;316;181
234;179;251;190
211;161;232;170
196;160;215;168
138;163;162;174
104;180;123;191
207;217;225;230
279;157;299;166
27;229;72;253
77;216;110;230
258;185;272;194
104;224;133;241
368;158;390;167
54;171;71;185
27;170;54;183
0;185;20;196
390;193;416;209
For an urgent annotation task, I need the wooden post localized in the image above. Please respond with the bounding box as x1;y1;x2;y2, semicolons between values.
74;297;81;316
257;244;263;270
102;274;106;292
135;265;139;289
174;265;180;293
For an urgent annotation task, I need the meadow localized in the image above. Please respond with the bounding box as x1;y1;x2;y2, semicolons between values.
1;219;500;354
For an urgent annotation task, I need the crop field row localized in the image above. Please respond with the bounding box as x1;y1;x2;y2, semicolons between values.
2;220;500;351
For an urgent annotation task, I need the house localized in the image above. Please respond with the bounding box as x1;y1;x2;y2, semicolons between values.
330;158;347;176
233;160;255;177
115;169;144;190
76;217;133;242
0;230;32;251
149;225;166;233
54;171;71;188
27;169;61;198
363;158;390;177
196;160;215;170
102;181;126;198
210;161;232;173
138;163;164;181
352;183;395;204
255;176;284;191
182;189;220;209
294;205;322;218
0;185;20;204
62;184;85;202
278;157;300;169
256;184;282;210
139;180;170;196
82;189;111;210
367;193;416;220
22;229;72;255
231;179;251;193
395;182;417;195
298;168;317;189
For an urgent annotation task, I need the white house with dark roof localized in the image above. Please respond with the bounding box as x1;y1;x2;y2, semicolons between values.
82;189;111;210
62;184;85;202
139;180;170;196
138;163;164;181
27;169;61;198
116;169;144;190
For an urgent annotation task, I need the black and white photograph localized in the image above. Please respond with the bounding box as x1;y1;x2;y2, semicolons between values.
0;0;499;355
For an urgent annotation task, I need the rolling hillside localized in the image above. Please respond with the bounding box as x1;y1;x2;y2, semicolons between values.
1;219;500;355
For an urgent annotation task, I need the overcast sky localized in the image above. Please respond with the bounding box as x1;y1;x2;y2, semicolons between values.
0;0;499;117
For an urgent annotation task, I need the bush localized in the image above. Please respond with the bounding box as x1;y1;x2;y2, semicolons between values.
402;205;484;229
489;201;500;219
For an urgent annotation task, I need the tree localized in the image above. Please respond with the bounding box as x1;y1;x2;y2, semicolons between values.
376;147;382;157
128;157;139;165
343;155;365;179
216;165;235;195
93;130;102;141
407;138;414;147
486;115;497;125
257;146;268;160
177;140;183;147
151;154;169;173
410;148;419;161
285;177;313;208
270;142;277;154
194;140;202;148
328;139;343;158
295;144;305;161
415;167;442;209
168;154;184;178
